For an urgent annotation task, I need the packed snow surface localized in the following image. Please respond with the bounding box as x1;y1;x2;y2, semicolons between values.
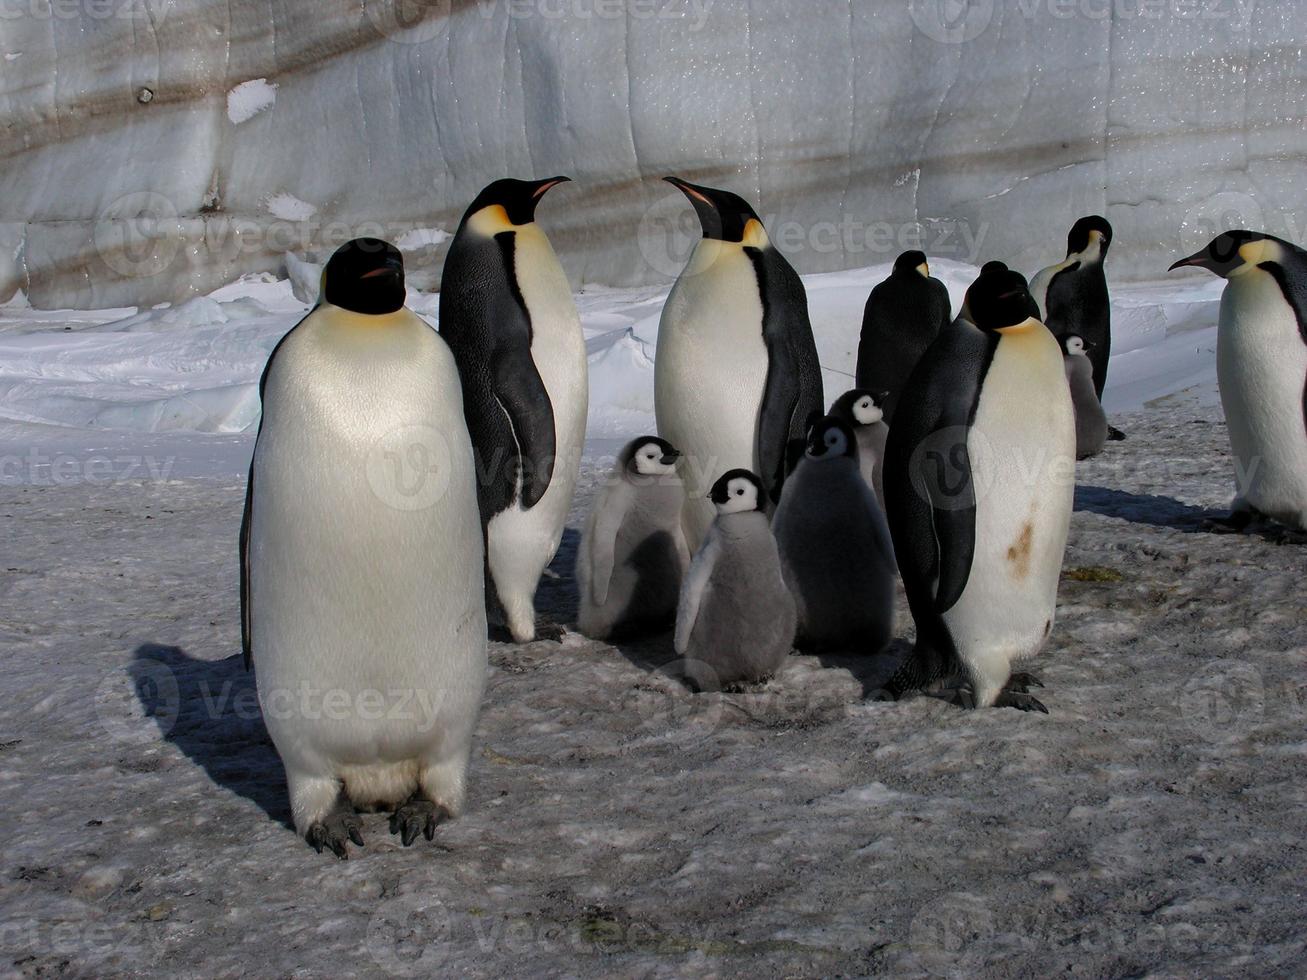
1;266;1303;976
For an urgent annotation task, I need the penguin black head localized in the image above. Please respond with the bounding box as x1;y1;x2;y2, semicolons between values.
805;416;857;461
829;388;886;428
708;469;764;514
621;436;681;477
1067;216;1113;258
322;238;405;315
894;250;931;277
965;263;1041;333
1168;230;1297;279
664;177;764;244
460;176;571;228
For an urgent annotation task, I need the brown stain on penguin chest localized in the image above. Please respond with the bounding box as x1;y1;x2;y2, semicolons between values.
1007;522;1034;578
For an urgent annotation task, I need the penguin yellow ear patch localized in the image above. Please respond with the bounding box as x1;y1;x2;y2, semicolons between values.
741;218;769;248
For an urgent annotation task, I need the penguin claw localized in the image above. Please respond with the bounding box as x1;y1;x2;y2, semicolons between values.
995;691;1049;713
1107;425;1127;441
306;810;363;860
1005;672;1044;693
1202;511;1253;535
534;622;567;643
389;799;448;847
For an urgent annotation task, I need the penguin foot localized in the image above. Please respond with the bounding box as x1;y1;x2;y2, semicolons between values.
306;807;364;860
1202;510;1254;535
533;621;567;643
1005;672;1044;694
994;690;1049;713
389;797;449;847
1107;425;1127;442
1268;526;1307;545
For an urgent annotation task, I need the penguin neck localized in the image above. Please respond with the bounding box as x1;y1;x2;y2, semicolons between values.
319;303;413;329
716;510;767;537
466;205;530;239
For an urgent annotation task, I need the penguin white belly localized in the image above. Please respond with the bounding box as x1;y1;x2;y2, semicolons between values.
943;326;1075;706
1218;273;1307;528
485;225;588;640
655;241;769;548
251;309;486;829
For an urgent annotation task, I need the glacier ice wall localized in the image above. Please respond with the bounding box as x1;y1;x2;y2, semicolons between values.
1;0;1305;308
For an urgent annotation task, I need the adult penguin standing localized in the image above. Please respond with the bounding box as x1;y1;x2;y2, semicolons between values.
1029;215;1114;399
242;238;487;856
855;250;952;424
654;177;823;549
439;177;588;643
882;263;1076;712
1170;231;1307;540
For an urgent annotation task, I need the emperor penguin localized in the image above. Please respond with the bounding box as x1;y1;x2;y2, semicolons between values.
772;417;896;654
675;470;797;688
855;250;952;424
439;177;588;643
241;239;487;856
829;388;891;510
654;177;824;550
1028;216;1114;399
1061;334;1109;460
881;263;1076;711
576;437;691;641
1170;231;1307;538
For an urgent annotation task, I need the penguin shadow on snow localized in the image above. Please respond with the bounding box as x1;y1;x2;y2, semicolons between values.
1073;484;1243;536
811;640;909;700
130;643;291;829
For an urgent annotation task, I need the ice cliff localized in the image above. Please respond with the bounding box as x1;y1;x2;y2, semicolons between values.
1;0;1304;308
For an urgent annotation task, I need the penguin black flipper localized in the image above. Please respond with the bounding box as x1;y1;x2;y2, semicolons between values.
441;231;557;517
1259;255;1307;434
748;247;824;504
882;319;998;691
240;469;253;669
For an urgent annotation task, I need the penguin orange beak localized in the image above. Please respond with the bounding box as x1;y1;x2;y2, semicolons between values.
532;176;571;199
664;176;715;209
1168;251;1211;272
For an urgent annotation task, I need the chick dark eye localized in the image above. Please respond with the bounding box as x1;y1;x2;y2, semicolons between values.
735;489;743;496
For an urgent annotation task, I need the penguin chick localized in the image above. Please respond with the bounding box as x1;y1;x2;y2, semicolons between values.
674;470;796;688
773;417;896;654
828;388;891;510
1061;334;1109;459
576;437;690;641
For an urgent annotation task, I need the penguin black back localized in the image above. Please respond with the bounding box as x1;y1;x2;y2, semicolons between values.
1041;215;1113;397
856;250;952;424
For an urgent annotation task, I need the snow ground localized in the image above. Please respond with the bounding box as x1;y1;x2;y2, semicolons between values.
1;266;1303;977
